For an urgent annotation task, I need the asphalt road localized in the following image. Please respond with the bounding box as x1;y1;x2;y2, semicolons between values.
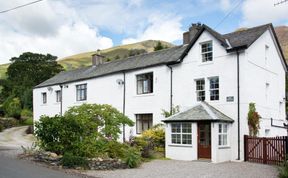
0;155;82;178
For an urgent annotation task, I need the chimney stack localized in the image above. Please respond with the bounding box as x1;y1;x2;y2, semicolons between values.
183;22;202;45
92;54;105;66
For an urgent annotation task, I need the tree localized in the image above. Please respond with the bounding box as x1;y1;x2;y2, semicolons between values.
161;105;180;118
154;41;167;51
1;52;63;109
247;103;261;136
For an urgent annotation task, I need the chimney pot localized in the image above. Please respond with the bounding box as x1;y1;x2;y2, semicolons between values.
92;54;105;66
183;22;202;45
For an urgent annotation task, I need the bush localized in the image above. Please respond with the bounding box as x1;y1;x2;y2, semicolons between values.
2;97;22;119
22;118;33;126
35;104;134;157
131;124;165;158
123;147;141;168
0;124;3;132
61;152;88;169
0;118;19;129
279;160;288;178
21;109;33;120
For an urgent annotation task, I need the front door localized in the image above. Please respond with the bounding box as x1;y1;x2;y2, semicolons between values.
198;122;211;159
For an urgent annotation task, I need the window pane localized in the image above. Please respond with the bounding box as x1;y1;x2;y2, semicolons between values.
182;134;192;144
196;79;205;101
182;123;191;133
219;124;222;133
137;73;153;94
223;124;228;133
172;134;181;144
171;123;181;133
136;114;153;134
218;135;222;145
223;135;227;145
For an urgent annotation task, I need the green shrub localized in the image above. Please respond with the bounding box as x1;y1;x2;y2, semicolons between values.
0;118;19;129
61;152;88;169
21;109;33;120
124;147;141;168
22;118;33;126
35;104;134;157
2;97;22;119
0;124;3;132
279;160;288;178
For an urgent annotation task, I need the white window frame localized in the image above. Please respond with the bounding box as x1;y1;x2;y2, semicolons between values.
76;84;87;101
42;92;47;104
171;123;192;145
136;72;153;95
201;41;213;62
218;123;228;147
56;90;61;103
209;77;219;101
136;114;153;134
195;79;205;101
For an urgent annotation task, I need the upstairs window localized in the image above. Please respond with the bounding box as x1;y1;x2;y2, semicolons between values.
136;114;153;134
171;123;192;145
196;79;205;101
42;92;47;104
209;77;219;101
56;90;61;102
136;72;153;94
218;123;228;146
201;41;213;62
76;84;87;101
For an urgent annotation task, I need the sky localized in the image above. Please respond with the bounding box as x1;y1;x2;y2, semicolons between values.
0;0;287;64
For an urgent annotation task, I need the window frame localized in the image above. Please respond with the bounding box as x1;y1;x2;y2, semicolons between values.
201;41;213;62
76;84;87;101
56;90;61;103
171;123;192;145
136;72;153;95
195;79;205;101
42;92;47;104
218;123;228;147
135;114;153;134
209;77;219;101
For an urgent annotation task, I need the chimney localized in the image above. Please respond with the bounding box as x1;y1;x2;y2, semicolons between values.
92;54;105;66
183;23;202;44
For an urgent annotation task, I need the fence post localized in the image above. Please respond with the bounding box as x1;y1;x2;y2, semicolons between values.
244;135;248;161
263;137;267;164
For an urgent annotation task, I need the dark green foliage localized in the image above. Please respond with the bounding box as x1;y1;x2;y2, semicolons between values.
128;49;147;57
279;160;288;178
35;104;134;157
61;152;88;169
123;147;142;168
154;41;167;51
0;118;19;130
247;103;260;136
2;97;21;119
0;124;3;132
0;52;63;109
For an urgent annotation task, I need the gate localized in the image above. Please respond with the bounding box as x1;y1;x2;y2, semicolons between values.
244;135;288;165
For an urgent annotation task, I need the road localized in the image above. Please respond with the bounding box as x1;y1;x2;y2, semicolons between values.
0;126;83;178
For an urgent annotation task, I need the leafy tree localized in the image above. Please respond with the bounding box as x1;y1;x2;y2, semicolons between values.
154;41;167;51
247;103;261;136
1;52;63;109
161;105;180;118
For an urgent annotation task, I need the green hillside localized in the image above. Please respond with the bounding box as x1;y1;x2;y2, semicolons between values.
58;40;174;70
0;40;173;78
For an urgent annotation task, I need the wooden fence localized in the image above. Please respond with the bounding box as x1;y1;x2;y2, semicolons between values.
244;135;288;165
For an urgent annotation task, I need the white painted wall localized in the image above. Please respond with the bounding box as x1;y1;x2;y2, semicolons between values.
33;28;286;163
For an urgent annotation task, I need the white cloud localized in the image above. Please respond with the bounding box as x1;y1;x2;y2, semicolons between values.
122;14;183;44
0;0;113;64
241;0;288;26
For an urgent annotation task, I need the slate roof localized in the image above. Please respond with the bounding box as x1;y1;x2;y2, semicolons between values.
35;45;186;88
162;102;234;123
35;23;282;88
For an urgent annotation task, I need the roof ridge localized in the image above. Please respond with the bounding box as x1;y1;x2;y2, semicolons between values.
223;23;272;36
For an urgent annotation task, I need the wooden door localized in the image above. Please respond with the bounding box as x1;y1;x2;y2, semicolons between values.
198;122;211;159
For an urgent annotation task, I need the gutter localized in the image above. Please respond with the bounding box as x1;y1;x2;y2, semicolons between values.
122;72;126;142
236;50;240;160
60;85;63;116
167;65;173;113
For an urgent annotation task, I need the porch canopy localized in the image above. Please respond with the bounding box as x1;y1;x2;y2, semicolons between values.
162;102;234;123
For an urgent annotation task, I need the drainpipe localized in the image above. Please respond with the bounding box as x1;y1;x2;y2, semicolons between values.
60;85;63;116
122;72;126;142
168;66;173;114
237;51;240;160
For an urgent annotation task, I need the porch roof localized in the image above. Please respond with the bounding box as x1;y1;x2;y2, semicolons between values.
162;102;234;123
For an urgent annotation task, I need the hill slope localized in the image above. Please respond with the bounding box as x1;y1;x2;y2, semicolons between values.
58;40;174;70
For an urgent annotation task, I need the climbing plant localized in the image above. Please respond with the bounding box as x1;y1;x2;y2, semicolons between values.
247;103;261;136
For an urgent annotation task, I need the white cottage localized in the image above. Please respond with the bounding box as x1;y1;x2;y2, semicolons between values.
33;23;287;163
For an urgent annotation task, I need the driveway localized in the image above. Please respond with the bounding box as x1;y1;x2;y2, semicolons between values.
83;160;278;178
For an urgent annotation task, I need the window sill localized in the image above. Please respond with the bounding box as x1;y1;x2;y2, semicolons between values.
168;144;193;148
198;61;214;66
218;146;230;149
40;104;48;106
135;93;154;97
75;100;87;104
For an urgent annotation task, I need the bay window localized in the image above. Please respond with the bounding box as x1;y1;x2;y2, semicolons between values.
171;123;192;145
